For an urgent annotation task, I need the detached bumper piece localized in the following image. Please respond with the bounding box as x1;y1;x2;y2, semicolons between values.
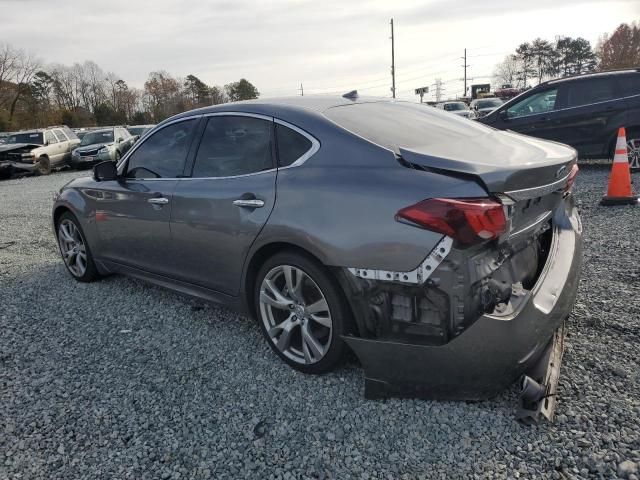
517;323;565;424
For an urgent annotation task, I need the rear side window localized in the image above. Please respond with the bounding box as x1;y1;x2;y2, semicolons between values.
617;73;640;97
276;123;313;167
126;119;197;179
566;78;615;107
53;129;68;142
191;116;273;178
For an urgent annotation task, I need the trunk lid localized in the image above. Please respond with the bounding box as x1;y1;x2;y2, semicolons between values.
399;130;576;243
399;130;576;194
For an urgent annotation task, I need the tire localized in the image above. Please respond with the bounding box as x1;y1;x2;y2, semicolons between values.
115;151;121;162
254;251;352;374
626;127;640;171
35;156;51;175
56;211;100;282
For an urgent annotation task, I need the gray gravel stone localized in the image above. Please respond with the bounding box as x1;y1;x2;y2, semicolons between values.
1;164;639;479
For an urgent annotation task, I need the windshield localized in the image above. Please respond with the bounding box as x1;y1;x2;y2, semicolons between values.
80;130;114;146
6;132;44;145
476;99;503;109
444;103;466;111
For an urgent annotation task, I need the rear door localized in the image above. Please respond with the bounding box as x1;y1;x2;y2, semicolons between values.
169;113;276;294
53;129;70;163
44;131;63;163
93;118;200;275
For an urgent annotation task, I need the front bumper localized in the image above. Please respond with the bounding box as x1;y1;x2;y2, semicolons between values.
8;160;38;172
344;202;582;400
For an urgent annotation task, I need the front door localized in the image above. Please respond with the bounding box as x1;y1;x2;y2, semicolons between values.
169;114;276;295
499;87;561;142
93;118;200;276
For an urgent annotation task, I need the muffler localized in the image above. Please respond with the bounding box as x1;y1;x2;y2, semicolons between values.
520;375;546;403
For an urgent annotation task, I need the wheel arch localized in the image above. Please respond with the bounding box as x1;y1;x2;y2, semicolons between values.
242;241;357;332
608;124;640;159
52;205;72;229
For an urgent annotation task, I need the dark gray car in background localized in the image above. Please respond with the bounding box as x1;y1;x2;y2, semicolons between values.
52;96;582;403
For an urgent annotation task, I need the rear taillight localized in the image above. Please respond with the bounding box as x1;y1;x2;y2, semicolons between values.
396;198;507;246
564;164;579;193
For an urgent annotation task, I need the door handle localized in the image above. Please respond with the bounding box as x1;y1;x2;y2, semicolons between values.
148;197;169;205
233;199;265;208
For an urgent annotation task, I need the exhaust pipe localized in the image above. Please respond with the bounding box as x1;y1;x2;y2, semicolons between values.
520;375;546;403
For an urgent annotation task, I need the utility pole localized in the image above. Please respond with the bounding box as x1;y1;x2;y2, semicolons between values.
299;83;304;96
461;48;470;98
390;18;396;99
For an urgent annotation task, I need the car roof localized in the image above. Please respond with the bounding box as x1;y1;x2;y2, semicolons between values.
542;68;640;87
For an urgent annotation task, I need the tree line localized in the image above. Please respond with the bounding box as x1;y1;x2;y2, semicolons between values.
0;44;260;131
493;21;639;89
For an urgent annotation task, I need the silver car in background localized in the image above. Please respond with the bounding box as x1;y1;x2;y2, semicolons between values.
52;95;582;403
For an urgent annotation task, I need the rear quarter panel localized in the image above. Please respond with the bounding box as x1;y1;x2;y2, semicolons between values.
255;124;489;272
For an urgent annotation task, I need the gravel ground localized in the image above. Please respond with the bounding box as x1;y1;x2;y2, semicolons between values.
1;165;639;480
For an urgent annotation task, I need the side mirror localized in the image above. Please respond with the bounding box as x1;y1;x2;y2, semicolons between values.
93;161;118;182
499;109;509;121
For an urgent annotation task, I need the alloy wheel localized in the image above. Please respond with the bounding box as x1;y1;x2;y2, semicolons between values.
57;219;88;277
259;265;332;365
628;137;640;169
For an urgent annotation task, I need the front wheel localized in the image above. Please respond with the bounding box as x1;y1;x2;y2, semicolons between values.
35;156;51;175
255;252;351;374
56;212;100;282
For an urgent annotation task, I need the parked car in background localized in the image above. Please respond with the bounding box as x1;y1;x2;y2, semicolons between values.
70;127;135;169
0;132;10;144
470;98;504;118
479;69;640;163
436;101;472;118
0;126;79;176
127;124;155;138
494;84;521;100
53;95;582;403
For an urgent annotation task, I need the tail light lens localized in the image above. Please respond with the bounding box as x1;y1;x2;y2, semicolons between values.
396;198;507;246
564;164;579;193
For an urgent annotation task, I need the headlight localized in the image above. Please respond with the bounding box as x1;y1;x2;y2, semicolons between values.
72;150;80;157
98;146;109;154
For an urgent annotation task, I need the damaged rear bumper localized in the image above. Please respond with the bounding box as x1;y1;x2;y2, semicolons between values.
343;203;582;401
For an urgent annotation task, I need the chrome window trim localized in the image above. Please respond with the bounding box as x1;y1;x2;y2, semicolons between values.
116;111;320;180
274;118;320;169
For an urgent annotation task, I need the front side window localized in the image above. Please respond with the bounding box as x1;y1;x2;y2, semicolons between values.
276;123;313;167
191;116;272;178
126;119;197;179
506;89;558;118
566;79;615;107
45;131;58;144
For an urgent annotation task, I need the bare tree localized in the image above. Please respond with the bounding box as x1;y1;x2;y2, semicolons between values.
493;55;522;88
8;50;40;122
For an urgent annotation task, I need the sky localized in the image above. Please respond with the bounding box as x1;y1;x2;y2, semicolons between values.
1;0;638;101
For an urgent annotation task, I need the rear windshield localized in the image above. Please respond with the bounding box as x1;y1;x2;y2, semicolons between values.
444;102;466;111
324;101;488;152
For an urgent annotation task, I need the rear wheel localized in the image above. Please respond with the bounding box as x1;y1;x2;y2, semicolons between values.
56;212;100;282
255;251;351;374
35;156;51;175
115;151;121;162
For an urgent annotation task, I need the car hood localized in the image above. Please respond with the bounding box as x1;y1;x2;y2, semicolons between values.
76;142;112;152
0;143;42;152
450;110;470;116
399;129;576;193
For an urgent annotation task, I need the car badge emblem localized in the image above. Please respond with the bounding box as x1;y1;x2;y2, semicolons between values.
555;165;567;179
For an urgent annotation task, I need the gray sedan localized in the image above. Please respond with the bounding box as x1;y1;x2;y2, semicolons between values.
52;95;582;403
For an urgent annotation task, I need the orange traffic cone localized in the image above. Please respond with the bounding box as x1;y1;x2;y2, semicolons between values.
600;127;639;206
